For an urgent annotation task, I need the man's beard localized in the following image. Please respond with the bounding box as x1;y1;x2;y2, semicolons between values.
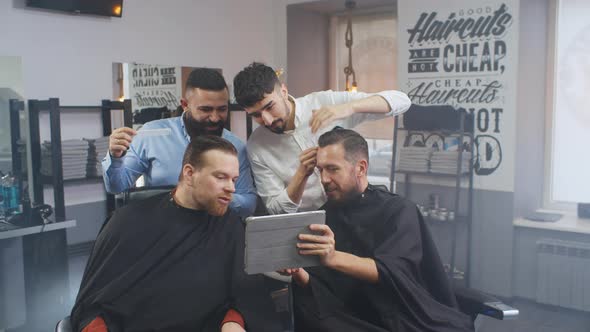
324;175;363;206
324;185;361;206
267;119;285;134
183;112;225;138
266;97;291;134
207;202;229;216
204;196;231;216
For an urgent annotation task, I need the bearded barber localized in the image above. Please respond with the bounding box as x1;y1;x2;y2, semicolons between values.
102;68;256;217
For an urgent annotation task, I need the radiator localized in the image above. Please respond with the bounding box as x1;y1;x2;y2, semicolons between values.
536;239;590;311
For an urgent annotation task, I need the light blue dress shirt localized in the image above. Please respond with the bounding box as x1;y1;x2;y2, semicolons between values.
101;115;257;217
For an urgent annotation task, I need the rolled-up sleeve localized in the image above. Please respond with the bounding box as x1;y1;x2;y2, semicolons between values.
374;90;412;116
311;90;411;129
101;143;146;194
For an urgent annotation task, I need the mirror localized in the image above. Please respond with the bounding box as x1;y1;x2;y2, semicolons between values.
112;63;220;129
0;56;25;176
112;62;248;141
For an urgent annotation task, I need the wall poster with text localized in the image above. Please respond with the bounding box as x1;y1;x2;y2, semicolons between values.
398;0;519;192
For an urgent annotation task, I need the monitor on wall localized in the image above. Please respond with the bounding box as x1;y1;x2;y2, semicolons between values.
26;0;123;18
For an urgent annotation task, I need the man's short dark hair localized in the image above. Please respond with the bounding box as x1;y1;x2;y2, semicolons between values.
180;136;237;179
185;68;228;91
233;62;280;107
318;128;369;164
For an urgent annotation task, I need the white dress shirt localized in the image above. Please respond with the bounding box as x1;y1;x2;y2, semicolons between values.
247;90;411;214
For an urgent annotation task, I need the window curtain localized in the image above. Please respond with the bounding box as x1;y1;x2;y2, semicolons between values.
329;10;398;140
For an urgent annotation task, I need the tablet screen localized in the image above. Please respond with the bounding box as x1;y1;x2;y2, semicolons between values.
244;210;326;275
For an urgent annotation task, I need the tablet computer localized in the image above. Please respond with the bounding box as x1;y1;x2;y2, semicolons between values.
244;210;326;275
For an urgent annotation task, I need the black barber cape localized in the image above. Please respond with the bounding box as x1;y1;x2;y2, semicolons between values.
293;185;474;332
71;192;263;332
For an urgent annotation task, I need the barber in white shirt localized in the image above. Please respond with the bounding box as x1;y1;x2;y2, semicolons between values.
233;62;412;215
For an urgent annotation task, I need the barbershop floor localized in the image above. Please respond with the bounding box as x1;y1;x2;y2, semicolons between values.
67;255;590;332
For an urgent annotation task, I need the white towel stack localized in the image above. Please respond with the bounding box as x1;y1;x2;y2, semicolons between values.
397;147;432;173
41;139;89;180
85;137;109;177
430;151;471;174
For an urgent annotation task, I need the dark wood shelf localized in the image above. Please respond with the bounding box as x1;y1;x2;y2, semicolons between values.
397;127;475;135
58;106;103;111
42;175;103;186
397;170;472;178
391;111;474;287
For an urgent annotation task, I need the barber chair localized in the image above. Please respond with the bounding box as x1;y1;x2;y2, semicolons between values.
455;286;519;321
98;185;175;230
55;316;72;332
56;289;516;332
117;186;271;217
116;185;175;209
265;277;518;332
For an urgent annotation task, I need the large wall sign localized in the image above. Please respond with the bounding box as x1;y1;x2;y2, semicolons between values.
398;0;519;192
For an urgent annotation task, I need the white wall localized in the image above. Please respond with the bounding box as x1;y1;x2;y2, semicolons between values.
0;56;24;162
0;0;290;205
1;0;288;105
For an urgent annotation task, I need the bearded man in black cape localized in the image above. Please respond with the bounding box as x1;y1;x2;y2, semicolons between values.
281;128;474;332
71;136;277;332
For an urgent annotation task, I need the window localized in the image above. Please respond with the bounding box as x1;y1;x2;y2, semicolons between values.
330;10;397;93
545;0;590;207
329;9;397;186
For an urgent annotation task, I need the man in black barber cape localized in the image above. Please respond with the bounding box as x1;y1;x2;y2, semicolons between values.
281;128;474;332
